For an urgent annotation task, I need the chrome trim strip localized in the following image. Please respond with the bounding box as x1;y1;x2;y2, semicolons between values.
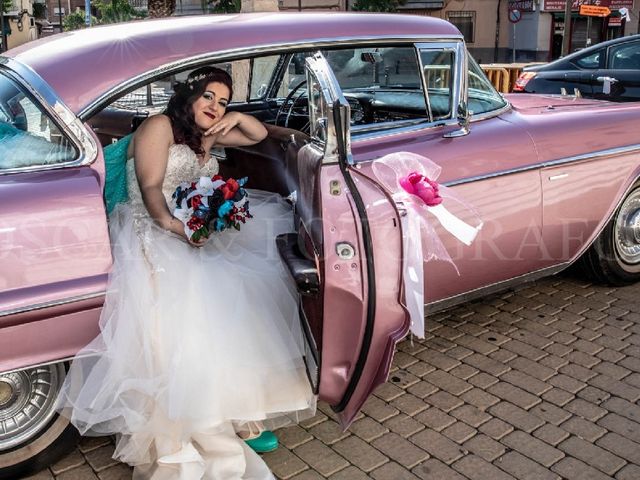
1;356;77;376
444;143;640;188
426;263;568;315
0;58;98;176
78;34;463;120
0;291;105;318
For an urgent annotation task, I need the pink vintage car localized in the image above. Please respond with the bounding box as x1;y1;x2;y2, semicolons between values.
1;12;639;478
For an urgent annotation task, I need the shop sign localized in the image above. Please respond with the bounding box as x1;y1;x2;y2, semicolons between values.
508;0;534;11
543;0;633;11
579;4;611;15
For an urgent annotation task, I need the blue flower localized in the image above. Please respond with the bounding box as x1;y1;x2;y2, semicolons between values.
218;200;233;217
214;218;226;232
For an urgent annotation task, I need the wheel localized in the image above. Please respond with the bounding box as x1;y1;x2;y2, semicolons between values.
579;183;640;285
0;363;80;479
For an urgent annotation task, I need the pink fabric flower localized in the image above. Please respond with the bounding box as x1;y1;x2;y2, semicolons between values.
399;172;443;207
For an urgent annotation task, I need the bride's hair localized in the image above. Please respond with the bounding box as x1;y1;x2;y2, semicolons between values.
165;66;234;155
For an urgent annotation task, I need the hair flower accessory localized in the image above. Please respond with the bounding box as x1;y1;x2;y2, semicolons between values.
372;152;483;338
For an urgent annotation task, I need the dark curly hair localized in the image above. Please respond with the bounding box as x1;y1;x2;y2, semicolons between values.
165;66;234;155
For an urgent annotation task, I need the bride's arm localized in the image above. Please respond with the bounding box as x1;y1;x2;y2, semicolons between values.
204;111;267;147
132;115;186;238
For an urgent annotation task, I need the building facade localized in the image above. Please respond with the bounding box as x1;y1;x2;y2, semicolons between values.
1;0;37;50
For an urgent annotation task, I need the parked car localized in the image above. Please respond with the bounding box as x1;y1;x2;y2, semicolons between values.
1;13;640;478
514;34;640;101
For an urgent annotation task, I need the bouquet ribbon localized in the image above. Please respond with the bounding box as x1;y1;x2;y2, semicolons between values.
372;152;483;338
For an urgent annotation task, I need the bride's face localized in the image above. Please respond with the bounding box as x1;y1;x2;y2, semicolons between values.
192;81;230;131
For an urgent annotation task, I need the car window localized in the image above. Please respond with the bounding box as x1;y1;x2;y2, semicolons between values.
608;41;640;69
111;55;280;113
574;50;602;69
0;72;77;170
420;49;454;121
467;56;507;115
284;46;428;129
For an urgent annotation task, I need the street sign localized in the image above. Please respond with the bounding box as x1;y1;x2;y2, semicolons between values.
509;9;522;23
508;0;534;12
579;5;612;16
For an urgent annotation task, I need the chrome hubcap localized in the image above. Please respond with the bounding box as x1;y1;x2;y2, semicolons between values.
0;364;64;451
615;190;640;265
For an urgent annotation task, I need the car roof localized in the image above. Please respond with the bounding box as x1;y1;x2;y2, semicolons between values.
530;33;640;72
3;13;461;116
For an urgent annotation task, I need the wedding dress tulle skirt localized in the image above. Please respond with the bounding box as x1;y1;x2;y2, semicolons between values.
57;190;316;479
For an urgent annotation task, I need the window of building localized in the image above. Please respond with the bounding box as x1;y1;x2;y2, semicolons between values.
447;11;475;44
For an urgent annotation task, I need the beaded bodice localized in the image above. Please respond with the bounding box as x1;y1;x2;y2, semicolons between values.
127;144;220;216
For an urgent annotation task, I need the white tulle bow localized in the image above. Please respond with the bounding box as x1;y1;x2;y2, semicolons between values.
372;152;483;338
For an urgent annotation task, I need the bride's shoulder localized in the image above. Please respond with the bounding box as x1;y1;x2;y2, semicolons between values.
137;114;173;137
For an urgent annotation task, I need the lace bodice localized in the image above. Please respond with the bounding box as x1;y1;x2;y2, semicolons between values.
127;144;220;216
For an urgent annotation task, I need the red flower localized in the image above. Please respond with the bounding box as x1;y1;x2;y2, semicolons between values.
191;195;202;209
212;174;223;181
221;179;239;200
187;217;205;231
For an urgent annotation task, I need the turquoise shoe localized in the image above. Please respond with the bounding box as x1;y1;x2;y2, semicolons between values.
245;430;279;453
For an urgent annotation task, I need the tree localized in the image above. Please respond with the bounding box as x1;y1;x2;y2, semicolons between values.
210;0;240;13
351;0;405;12
147;0;175;18
2;0;11;13
63;10;97;30
95;0;146;24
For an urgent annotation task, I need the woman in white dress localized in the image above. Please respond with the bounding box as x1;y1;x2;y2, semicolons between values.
57;67;316;479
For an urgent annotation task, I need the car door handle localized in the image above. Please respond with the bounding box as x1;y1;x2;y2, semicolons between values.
596;76;619;83
596;76;619;94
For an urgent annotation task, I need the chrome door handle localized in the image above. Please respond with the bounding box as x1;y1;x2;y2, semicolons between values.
597;76;619;83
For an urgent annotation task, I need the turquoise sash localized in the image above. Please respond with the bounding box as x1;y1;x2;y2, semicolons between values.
103;134;133;214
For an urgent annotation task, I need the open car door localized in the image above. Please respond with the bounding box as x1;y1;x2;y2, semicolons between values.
278;52;410;429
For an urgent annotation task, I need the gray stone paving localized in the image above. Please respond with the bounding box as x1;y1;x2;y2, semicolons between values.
23;275;640;479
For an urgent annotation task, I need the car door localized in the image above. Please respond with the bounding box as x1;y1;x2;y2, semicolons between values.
290;53;409;428
595;40;640;101
0;62;111;372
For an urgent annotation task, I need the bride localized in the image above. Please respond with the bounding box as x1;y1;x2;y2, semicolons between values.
56;67;316;479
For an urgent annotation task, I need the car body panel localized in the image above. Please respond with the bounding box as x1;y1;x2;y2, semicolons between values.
353;110;543;303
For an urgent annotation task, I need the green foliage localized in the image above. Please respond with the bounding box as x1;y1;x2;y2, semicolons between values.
2;0;12;14
351;0;405;12
63;10;97;31
210;0;240;13
94;0;147;24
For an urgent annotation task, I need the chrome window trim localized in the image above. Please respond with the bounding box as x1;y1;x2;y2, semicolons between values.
416;41;463;123
0;290;105;318
78;34;463;120
443;143;640;188
0;58;97;176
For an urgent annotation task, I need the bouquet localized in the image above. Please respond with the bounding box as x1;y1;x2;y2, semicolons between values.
172;175;252;242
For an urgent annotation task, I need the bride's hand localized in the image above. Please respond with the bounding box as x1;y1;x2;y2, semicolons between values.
204;111;242;137
165;217;208;247
187;234;208;248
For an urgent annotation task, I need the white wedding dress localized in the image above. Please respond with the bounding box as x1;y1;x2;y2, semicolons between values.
57;144;316;479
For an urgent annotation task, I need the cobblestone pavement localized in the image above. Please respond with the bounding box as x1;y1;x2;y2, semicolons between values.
25;274;640;480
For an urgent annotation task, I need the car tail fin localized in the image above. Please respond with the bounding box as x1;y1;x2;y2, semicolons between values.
513;72;537;92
